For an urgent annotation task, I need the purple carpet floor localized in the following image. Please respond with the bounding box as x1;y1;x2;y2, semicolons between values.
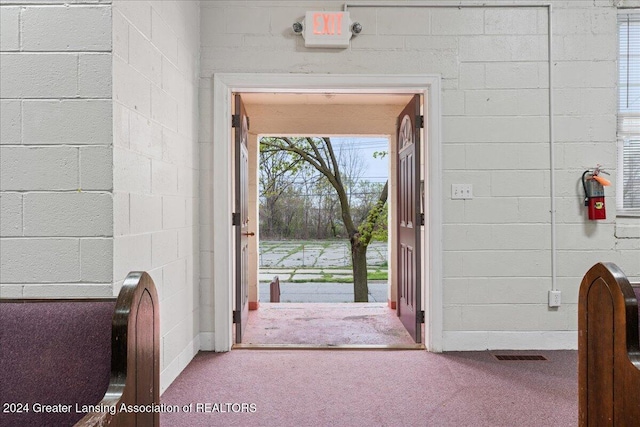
161;350;577;426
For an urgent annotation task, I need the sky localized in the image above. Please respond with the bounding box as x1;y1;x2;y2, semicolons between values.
330;137;389;183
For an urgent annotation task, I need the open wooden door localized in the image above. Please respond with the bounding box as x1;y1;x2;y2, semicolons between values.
233;94;250;343
397;94;423;343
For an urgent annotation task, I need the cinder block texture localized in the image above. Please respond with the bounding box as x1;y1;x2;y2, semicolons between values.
129;28;162;86
113;234;152;282
129;193;162;234
151;230;178;268
0;193;22;236
163;196;186;229
0;7;20;51
152;160;178;195
22;100;112;144
80;146;113;190
485;62;548;89
114;0;151;38
0;100;21;143
0;53;78;98
459;35;548;61
0;238;80;283
0;2;114;296
113;0;200;387
21;6;111;51
484;8;539;35
151;86;178;131
152;9;178;65
113;57;152;117
80;238;113;282
113;147;152;194
78;53;112;97
21;284;114;298
377;8;430;35
431;9;484;35
113;192;130;237
129;109;163;158
0;147;78;191
23;192;112;237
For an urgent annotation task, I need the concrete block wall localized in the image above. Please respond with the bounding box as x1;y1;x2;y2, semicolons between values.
111;0;200;392
0;1;113;297
199;1;640;351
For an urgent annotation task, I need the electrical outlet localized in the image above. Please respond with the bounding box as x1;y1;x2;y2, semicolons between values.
548;290;562;307
451;184;473;200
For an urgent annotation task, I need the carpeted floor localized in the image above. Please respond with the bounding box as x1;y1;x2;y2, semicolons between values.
161;349;577;426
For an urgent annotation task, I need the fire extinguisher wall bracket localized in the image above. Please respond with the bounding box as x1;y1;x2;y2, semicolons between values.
581;170;590;207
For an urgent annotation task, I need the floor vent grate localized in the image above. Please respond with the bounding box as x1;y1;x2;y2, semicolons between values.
494;355;547;361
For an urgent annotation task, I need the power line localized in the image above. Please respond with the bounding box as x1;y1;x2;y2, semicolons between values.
260;191;385;197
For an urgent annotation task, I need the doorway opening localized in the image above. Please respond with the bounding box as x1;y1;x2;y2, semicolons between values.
209;74;443;353
233;92;424;348
246;134;411;347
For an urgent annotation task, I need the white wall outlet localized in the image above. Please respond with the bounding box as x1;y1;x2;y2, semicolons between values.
548;290;562;307
451;184;473;200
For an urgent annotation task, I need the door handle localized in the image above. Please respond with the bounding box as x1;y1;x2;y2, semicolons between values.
242;232;255;237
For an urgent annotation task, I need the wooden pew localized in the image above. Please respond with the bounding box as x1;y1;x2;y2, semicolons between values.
578;262;640;427
0;272;159;427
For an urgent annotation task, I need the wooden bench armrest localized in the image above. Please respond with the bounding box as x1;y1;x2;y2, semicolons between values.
578;262;640;426
75;272;160;427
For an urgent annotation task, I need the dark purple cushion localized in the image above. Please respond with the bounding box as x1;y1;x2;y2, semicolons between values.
0;300;115;427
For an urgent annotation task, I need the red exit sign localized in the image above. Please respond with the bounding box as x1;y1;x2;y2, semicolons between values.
313;12;343;35
303;11;352;48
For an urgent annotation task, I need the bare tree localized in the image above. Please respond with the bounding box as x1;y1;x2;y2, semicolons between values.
259;140;308;238
260;136;388;302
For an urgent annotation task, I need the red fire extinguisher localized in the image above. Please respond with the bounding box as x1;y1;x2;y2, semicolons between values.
581;165;610;220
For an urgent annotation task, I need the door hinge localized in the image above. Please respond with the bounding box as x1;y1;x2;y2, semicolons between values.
416;115;424;129
418;310;425;324
232;115;250;129
233;310;240;323
232;212;240;226
420;213;425;226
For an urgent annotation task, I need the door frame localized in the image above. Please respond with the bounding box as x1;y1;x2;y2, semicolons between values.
209;73;443;352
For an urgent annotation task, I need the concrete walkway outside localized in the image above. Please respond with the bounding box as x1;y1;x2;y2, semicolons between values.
259;240;388;269
242;303;415;346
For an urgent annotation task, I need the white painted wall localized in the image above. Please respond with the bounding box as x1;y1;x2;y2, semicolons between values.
0;1;113;297
111;0;200;392
199;1;640;351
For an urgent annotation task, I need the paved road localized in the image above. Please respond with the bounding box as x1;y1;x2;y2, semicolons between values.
258;281;388;303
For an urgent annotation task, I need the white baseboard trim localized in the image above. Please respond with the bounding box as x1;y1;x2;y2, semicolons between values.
442;331;578;351
160;334;201;394
199;332;215;351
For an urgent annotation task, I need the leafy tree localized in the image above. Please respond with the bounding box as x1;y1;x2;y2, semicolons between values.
260;136;388;302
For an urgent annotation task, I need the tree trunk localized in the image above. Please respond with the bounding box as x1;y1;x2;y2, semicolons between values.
351;237;368;302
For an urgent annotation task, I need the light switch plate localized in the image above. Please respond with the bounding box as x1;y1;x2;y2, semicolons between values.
452;184;473;200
